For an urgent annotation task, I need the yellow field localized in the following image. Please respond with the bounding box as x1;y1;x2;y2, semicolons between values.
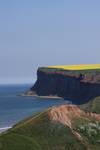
48;64;100;70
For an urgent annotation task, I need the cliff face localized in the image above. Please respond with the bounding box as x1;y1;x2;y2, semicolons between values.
48;104;100;128
31;67;100;104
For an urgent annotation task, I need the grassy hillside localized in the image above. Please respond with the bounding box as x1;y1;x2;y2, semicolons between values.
80;96;100;113
0;111;86;150
0;99;100;150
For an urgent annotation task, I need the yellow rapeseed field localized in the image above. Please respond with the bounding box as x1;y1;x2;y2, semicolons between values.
48;64;100;70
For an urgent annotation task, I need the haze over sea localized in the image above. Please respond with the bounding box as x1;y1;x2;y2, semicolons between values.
0;84;67;133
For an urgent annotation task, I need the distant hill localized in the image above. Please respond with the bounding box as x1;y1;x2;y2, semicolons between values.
0;97;100;150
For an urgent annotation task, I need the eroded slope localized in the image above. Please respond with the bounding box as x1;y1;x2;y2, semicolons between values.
0;99;100;150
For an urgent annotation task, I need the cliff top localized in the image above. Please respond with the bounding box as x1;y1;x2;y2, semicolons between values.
48;64;100;71
38;64;100;83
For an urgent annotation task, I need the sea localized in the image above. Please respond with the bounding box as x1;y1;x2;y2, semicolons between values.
0;84;68;133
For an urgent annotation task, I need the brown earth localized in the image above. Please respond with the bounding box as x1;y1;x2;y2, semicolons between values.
48;104;100;141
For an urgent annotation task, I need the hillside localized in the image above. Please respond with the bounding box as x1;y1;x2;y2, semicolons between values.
80;96;100;114
0;97;100;150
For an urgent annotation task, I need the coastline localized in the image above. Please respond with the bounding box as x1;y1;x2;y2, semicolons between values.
33;95;63;100
20;91;64;100
21;92;63;100
0;126;12;134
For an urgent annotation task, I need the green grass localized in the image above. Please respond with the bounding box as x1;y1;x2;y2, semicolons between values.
73;118;100;150
0;111;87;150
80;96;100;113
0;97;100;150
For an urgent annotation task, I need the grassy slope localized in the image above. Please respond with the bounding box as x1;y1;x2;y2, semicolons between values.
80;96;100;113
0;98;100;150
0;111;87;150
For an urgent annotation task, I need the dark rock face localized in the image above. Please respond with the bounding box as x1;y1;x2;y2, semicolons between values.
31;68;100;104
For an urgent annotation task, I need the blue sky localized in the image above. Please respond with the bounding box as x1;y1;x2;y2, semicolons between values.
0;0;100;83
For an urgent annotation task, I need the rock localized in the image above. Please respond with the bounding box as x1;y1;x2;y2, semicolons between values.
30;67;100;104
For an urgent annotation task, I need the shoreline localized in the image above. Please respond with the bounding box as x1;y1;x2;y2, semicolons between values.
0;126;12;134
21;93;63;100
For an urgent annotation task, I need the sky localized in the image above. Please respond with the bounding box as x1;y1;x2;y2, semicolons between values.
0;0;100;84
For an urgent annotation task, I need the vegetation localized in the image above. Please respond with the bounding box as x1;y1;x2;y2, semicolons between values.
80;96;100;113
0;111;86;150
38;65;100;76
0;97;100;150
48;64;100;71
73;118;100;149
77;121;100;140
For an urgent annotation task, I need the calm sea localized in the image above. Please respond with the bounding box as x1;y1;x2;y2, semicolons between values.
0;84;67;132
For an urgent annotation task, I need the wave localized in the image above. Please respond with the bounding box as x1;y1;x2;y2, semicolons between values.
0;126;12;133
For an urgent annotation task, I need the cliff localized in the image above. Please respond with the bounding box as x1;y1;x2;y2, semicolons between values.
30;67;100;104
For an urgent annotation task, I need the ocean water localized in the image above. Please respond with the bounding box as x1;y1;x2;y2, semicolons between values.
0;84;67;132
